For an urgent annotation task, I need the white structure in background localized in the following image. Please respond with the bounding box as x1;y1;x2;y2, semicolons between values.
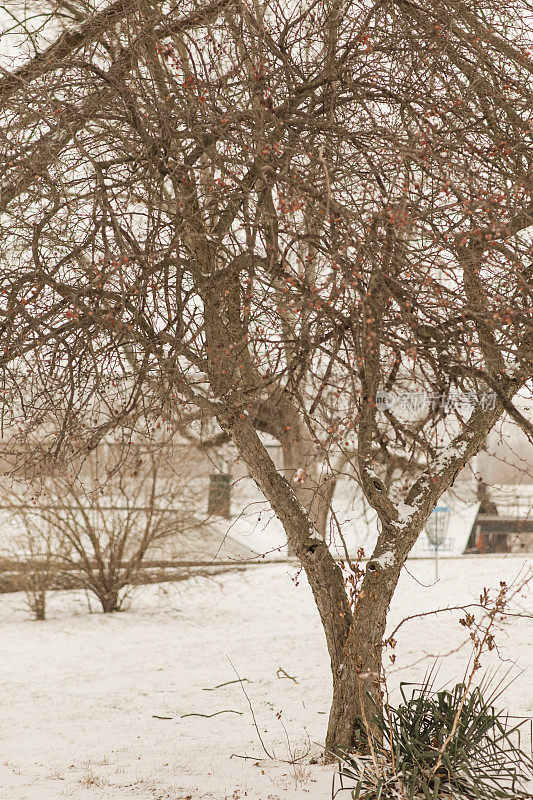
223;406;533;560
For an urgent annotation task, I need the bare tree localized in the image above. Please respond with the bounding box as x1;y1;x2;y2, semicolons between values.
2;501;62;619
3;445;210;613
0;0;532;751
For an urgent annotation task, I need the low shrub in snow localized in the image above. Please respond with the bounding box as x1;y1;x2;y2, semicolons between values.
333;681;533;800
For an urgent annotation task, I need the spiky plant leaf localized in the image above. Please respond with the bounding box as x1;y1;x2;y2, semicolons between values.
335;682;533;800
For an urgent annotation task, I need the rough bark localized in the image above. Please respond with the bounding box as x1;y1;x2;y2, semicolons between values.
325;523;422;751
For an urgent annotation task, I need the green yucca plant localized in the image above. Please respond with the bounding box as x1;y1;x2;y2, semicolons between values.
334;681;533;800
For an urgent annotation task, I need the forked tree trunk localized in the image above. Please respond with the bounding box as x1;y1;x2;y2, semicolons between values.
205;297;511;756
215;402;515;754
220;413;351;642
325;537;412;752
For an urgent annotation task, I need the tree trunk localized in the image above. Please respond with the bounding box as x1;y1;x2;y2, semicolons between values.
32;591;47;621
99;588;121;613
326;556;400;750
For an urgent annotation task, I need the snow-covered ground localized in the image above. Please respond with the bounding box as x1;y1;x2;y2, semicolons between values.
0;555;531;800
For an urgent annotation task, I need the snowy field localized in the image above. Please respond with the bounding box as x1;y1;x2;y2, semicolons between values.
0;555;531;800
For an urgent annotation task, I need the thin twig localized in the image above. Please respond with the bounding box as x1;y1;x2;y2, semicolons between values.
230;753;259;760
388;602;497;642
277;667;298;683
203;678;251;691
386;638;470;674
227;656;273;759
180;709;243;718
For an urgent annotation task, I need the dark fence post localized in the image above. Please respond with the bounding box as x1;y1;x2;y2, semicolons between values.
208;473;231;519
